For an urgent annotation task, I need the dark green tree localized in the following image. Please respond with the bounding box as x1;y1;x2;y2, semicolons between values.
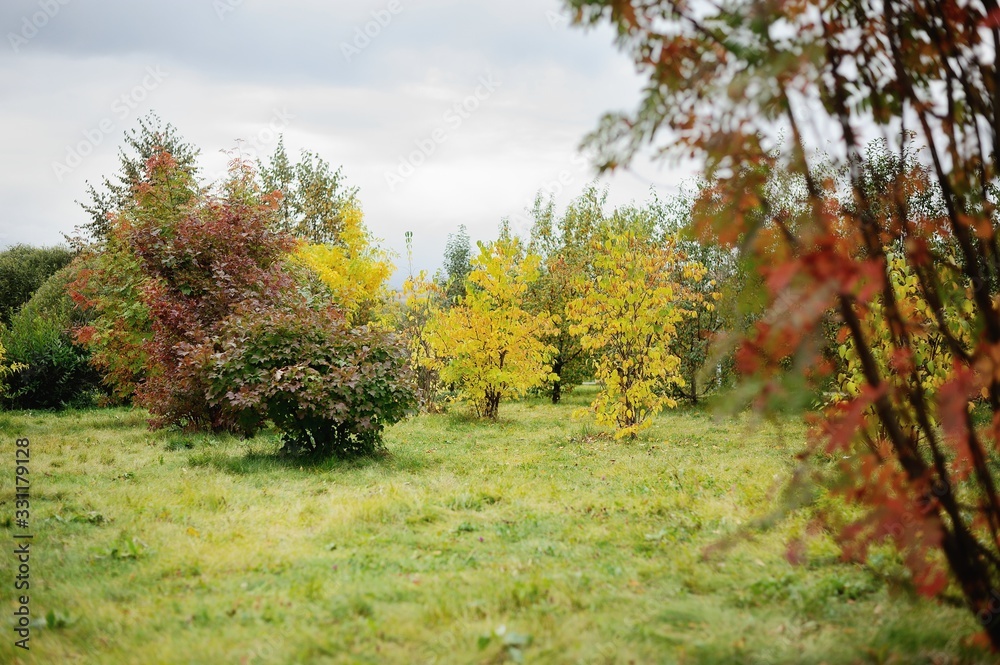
440;224;473;305
0;244;74;324
2;264;103;409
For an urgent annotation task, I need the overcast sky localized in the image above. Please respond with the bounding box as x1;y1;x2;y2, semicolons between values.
0;0;693;281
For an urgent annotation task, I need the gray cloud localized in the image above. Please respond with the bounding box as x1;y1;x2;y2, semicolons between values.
0;0;693;281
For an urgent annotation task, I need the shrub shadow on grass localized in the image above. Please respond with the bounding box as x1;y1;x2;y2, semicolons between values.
73;408;150;431
0;406;152;437
443;410;528;433
442;409;486;428
186;438;438;477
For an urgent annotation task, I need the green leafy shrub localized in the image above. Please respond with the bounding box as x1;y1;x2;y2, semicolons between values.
2;313;101;410
17;263;90;328
210;304;416;457
0;244;74;324
2;264;102;409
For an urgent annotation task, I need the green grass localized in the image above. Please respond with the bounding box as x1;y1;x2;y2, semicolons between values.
0;387;991;664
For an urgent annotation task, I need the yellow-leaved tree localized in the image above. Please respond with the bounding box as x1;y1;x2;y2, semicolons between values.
567;231;704;438
291;201;394;325
429;233;556;419
400;268;446;411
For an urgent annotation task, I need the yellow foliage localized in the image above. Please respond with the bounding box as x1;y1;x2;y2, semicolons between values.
834;249;969;408
291;202;394;325
0;337;26;399
402;271;443;369
428;236;556;419
567;232;699;438
400;270;446;409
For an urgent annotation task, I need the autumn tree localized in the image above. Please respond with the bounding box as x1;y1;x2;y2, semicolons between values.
78;145;416;452
391;230;444;411
429;232;556;419
125;154;297;431
567;226;701;438
400;270;446;411
830;141;960;405
257;139;395;326
291;200;395;326
70;118;201;400
566;0;1000;646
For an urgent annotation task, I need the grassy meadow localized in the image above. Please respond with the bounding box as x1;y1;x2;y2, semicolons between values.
0;387;991;664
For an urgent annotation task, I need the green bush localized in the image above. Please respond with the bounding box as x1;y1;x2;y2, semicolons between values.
16;263;90;328
2;266;102;409
0;244;74;324
2;316;100;409
209;304;416;457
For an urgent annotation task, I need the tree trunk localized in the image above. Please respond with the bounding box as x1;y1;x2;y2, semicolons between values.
551;358;563;404
482;390;501;420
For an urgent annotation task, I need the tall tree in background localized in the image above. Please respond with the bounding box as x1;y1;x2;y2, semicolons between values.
256;138;395;326
0;245;74;324
566;0;1000;646
441;224;473;305
526;188;603;403
290;201;395;326
650;191;738;404
258;137;358;245
79;113;200;242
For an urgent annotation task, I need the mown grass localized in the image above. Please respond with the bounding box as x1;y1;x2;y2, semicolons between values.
0;387;992;664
